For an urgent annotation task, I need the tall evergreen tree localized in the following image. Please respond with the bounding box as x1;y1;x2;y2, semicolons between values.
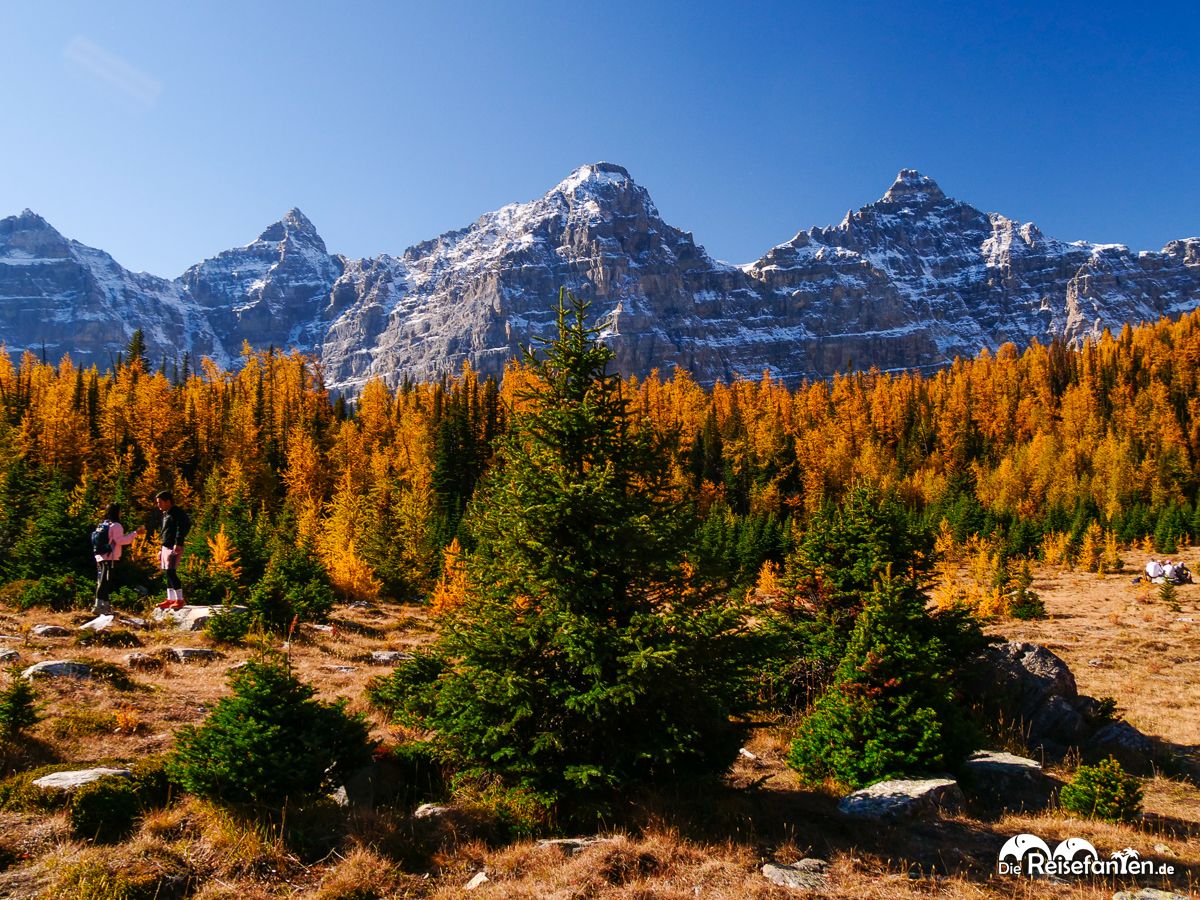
376;290;757;807
124;329;149;373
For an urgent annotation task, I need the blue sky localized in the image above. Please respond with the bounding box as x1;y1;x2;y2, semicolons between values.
1;1;1197;275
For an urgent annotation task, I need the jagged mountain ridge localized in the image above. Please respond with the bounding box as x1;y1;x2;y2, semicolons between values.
2;165;1198;388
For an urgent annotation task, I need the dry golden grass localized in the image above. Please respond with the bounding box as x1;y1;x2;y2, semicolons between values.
999;551;1200;751
0;567;1194;898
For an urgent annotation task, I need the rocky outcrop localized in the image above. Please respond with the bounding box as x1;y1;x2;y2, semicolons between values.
838;777;965;821
0;210;225;368
976;641;1157;773
3;166;1199;388
959;750;1058;812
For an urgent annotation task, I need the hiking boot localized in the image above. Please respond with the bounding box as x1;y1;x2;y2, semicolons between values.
155;598;178;610
91;602;114;616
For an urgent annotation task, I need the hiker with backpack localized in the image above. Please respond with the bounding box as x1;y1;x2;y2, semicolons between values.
92;504;146;615
154;490;192;610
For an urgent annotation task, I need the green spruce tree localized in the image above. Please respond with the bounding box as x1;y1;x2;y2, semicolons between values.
788;573;984;788
376;290;757;807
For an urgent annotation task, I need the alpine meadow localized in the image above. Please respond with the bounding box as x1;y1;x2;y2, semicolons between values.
0;285;1195;895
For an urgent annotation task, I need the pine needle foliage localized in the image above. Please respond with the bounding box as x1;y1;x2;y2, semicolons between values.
378;290;758;807
170;659;371;808
1059;756;1143;823
0;674;39;740
788;573;985;789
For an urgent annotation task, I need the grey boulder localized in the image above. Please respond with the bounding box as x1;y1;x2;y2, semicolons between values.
153;605;249;632
1085;721;1156;775
32;767;131;791
839;777;964;822
21;660;91;680
31;624;71;638
959;750;1056;812
169;647;221;663
370;650;414;665
762;858;831;892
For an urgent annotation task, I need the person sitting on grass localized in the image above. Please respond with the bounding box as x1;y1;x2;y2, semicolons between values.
1145;558;1165;582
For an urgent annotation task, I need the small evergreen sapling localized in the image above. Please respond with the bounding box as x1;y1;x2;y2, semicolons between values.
171;659;371;808
374;291;760;808
0;673;39;740
1158;580;1180;609
1059;757;1143;823
247;540;336;629
788;574;984;789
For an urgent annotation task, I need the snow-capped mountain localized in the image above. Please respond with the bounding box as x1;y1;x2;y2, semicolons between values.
0;209;224;368
2;165;1198;388
180;208;344;355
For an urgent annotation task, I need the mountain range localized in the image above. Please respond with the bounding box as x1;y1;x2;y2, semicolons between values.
2;164;1198;390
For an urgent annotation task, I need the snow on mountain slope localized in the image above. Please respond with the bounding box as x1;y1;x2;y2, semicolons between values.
2;166;1198;389
0;210;225;368
179;208;344;359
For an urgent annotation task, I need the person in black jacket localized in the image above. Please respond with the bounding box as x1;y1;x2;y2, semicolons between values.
153;490;192;610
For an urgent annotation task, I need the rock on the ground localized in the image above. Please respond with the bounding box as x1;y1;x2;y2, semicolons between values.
1112;890;1191;900
21;660;91;680
170;647;221;663
153;605;249;632
370;650;414;665
975;640;1155;770
0;649;18;663
124;652;163;671
959;750;1056;812
78;614;115;632
984;641;1078;721
838;778;965;821
31;624;71;638
413;803;451;819
32;767;131;790
1084;721;1156;775
762;858;831;892
1029;694;1090;745
465;871;488;890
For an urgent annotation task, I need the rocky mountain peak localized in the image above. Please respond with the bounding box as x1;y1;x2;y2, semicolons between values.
879;168;947;205
0;209;72;257
552;162;637;198
4;166;1200;393
254;207;327;252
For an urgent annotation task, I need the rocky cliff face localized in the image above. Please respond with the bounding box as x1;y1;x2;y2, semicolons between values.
180;208;344;357
0;210;223;368
2;166;1198;388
